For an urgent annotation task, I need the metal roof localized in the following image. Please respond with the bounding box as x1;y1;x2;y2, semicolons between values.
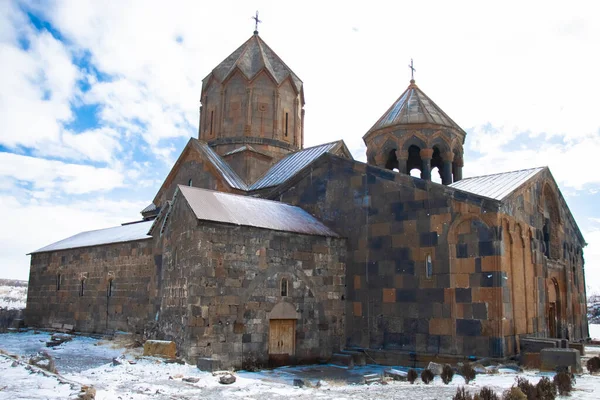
204;34;303;94
192;140;248;190
141;203;157;214
178;185;338;237
367;80;465;135
250;141;341;190
31;221;153;254
449;167;545;201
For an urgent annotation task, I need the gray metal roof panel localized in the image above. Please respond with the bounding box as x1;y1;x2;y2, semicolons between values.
141;203;157;214
368;81;465;135
449;167;545;201
250;141;340;190
193;140;248;190
31;221;153;254
178;185;338;237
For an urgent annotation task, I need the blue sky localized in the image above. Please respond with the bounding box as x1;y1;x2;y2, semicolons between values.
1;0;600;293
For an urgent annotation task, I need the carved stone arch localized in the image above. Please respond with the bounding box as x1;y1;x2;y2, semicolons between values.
428;135;451;153
502;218;513;244
399;134;427;152
514;223;526;248
541;182;562;224
267;301;300;319
447;213;492;245
379;138;400;170
541;182;562;259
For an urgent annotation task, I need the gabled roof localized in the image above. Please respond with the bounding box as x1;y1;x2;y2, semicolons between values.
250;141;350;190
177;185;338;237
31;221;153;254
191;140;248;190
449;167;545;201
204;33;303;94
366;80;466;136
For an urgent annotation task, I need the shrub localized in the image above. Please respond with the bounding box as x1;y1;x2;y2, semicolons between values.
407;368;418;384
553;371;575;396
453;387;474;400
587;356;600;373
421;368;434;384
441;364;455;384
502;386;527;400
536;377;556;400
460;363;477;384
515;376;537;400
477;386;500;400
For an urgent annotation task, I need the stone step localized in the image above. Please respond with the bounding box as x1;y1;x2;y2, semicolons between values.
363;373;381;385
340;350;367;366
331;353;354;369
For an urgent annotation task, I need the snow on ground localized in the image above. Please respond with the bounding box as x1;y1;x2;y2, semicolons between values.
2;331;600;399
589;323;600;340
0;284;27;310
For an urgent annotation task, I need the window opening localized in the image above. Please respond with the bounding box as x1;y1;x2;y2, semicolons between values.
79;280;85;297
56;274;61;291
210;111;214;135
188;178;193;187
426;254;433;279
107;280;113;297
281;278;288;297
285;112;289;137
543;219;551;258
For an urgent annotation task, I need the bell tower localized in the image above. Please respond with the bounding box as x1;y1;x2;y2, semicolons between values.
198;29;305;184
363;78;466;185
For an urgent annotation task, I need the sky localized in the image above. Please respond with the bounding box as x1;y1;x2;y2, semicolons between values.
1;1;600;293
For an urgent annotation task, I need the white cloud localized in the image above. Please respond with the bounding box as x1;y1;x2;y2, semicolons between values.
0;152;125;195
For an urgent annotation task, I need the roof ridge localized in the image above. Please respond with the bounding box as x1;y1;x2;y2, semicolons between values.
458;166;546;181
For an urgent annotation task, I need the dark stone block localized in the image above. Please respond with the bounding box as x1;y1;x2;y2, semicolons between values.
369;237;383;250
480;271;506;287
402;275;418;289
367;261;378;276
417;302;434;318
418;288;444;303
427;335;441;353
417;218;431;233
395;260;414;275
479;241;500;256
455;288;472;303
472;303;488;320
393;247;411;261
436;274;450;288
475;257;482;272
390;202;404;214
413;179;427;191
242;333;251;343
456;243;468;258
396;289;416;302
420;232;438;247
456;319;481;336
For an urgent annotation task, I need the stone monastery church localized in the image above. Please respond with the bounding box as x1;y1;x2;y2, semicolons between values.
27;30;589;369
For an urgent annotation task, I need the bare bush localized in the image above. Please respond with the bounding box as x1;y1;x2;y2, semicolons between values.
553;371;575;396
421;368;434;384
407;368;418;384
502;386;526;400
587;356;600;373
536;377;556;400
477;386;499;400
453;387;474;400
441;364;455;384
460;363;476;384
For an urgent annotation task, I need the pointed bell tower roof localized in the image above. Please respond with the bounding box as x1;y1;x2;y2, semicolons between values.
365;80;465;138
203;33;303;97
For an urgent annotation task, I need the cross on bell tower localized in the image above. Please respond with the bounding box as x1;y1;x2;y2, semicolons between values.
408;58;416;83
252;11;261;35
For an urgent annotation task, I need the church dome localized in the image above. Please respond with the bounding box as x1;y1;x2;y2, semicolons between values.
363;79;466;185
198;32;305;184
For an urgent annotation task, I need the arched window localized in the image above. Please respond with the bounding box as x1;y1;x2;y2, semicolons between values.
385;149;399;171
425;254;433;279
188;178;193;187
284;112;289;137
281;278;288;297
107;279;113;297
56;274;61;291
79;280;85;297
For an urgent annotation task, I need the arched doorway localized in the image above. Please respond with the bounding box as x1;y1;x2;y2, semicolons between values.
547;278;562;338
267;302;299;366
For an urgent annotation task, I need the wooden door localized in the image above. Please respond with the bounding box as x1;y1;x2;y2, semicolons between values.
269;319;296;355
549;303;557;338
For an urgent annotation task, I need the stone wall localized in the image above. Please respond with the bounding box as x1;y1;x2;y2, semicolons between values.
26;238;157;334
154;193;346;368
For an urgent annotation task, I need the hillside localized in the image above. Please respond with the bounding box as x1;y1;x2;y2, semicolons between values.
0;279;27;310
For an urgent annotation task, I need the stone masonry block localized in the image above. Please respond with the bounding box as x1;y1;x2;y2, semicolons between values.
540;348;582;373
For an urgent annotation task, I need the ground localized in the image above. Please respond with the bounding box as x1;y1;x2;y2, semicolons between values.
2;330;600;399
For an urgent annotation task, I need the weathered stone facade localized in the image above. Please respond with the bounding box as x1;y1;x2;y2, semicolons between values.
27;239;156;334
26;30;588;368
153;191;345;367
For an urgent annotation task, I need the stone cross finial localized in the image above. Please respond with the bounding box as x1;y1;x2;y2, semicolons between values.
408;59;416;82
252;11;262;34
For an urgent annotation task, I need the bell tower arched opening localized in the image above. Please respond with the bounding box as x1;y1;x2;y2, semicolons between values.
385;149;399;171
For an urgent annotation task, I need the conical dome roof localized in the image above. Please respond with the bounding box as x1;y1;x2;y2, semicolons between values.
203;33;303;94
366;80;465;136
